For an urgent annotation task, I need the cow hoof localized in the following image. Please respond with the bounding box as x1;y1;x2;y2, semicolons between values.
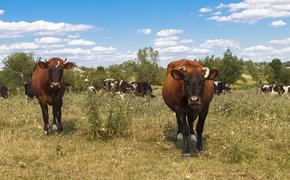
183;153;191;157
44;130;49;135
177;133;183;140
52;124;58;130
190;134;197;142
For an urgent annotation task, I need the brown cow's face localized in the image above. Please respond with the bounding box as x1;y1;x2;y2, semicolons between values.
38;61;74;89
171;67;217;110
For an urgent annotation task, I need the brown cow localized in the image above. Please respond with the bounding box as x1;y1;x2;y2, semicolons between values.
32;58;74;135
162;59;217;156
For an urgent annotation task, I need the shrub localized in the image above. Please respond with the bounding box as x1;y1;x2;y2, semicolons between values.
86;93;132;139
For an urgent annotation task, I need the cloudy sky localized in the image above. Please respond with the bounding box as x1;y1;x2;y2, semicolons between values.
0;0;290;67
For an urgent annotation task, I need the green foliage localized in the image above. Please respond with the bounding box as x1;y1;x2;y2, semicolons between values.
1;52;35;92
218;49;243;84
136;47;164;85
264;58;290;84
87;94;102;139
86;93;132;139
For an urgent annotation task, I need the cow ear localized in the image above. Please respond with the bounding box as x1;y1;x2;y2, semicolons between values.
38;61;48;69
171;69;184;80
63;62;75;69
207;69;218;80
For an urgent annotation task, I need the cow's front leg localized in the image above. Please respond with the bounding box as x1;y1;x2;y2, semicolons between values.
40;102;49;135
176;112;183;140
196;107;209;151
177;111;190;156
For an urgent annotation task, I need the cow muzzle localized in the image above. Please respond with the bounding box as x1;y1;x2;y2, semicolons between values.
50;82;61;89
188;96;202;109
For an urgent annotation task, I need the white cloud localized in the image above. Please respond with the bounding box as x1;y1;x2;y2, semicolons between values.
156;29;184;37
35;37;62;44
208;0;290;23
137;28;152;35
157;45;191;53
0;20;94;37
154;36;193;47
271;20;287;27
244;45;275;52
67;39;96;46
200;7;212;13
200;39;240;49
92;46;117;53
270;37;290;45
0;9;4;15
0;42;39;51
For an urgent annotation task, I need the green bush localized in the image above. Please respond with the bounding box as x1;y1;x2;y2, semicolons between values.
86;93;132;139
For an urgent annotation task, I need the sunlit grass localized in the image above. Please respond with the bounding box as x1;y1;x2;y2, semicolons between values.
0;88;289;179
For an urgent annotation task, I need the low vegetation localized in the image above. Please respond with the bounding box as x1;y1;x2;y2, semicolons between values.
0;88;289;179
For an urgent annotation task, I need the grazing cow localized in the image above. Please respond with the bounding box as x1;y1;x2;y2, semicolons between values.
24;81;35;100
31;58;74;134
88;85;96;94
162;59;217;156
118;80;133;93
214;81;231;95
0;84;9;98
261;84;285;95
102;78;120;92
131;82;155;97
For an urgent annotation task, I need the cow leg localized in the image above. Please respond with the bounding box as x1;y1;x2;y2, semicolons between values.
52;106;58;131
40;102;49;135
187;112;198;143
176;113;183;140
54;102;63;132
196;107;209;152
177;112;190;156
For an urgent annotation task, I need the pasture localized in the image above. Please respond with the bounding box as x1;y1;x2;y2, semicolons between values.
0;88;289;179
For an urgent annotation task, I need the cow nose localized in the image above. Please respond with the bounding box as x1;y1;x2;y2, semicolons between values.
188;96;200;104
50;82;60;88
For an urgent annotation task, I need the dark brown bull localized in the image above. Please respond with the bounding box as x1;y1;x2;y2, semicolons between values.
32;58;74;135
162;59;217;156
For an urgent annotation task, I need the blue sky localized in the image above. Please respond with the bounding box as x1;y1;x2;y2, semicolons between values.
0;0;290;67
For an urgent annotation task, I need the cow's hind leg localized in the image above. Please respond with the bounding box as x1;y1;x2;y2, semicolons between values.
40;102;49;135
196;107;209;151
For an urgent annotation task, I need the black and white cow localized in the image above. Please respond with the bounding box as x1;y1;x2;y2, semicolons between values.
261;84;285;95
24;81;35;100
214;81;231;95
130;82;155;98
0;84;9;98
102;78;134;98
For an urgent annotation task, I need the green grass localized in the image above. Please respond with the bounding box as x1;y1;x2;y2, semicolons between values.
0;88;289;179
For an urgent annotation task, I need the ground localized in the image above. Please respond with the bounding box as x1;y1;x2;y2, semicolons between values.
0;88;289;179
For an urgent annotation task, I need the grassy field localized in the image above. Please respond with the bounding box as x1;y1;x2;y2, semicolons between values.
0;88;289;179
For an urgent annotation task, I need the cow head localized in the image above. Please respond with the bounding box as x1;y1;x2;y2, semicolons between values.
37;59;74;89
171;66;218;109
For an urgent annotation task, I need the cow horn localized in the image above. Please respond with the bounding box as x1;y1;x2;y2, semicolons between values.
178;66;186;72
202;67;210;78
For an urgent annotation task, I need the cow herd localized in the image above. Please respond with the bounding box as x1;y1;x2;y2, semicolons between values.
99;78;155;98
0;57;289;156
261;84;290;95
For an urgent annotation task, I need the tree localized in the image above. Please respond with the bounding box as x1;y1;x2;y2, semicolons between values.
264;58;290;84
136;47;162;85
217;49;243;84
1;52;35;91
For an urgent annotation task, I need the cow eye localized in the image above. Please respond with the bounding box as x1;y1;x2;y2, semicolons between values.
199;81;205;86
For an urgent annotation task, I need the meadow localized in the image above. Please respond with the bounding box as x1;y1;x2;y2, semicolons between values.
0;88;289;179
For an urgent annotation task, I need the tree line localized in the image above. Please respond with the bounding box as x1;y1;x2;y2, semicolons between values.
1;48;290;93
